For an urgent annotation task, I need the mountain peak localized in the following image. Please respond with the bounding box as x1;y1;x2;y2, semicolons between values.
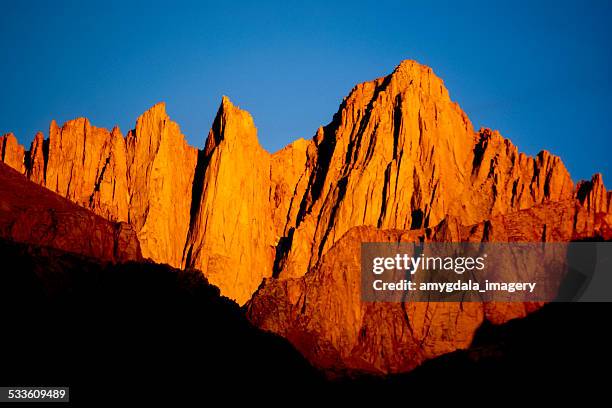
206;95;259;151
220;95;234;108
132;102;169;135
145;101;167;115
393;58;430;73
111;125;122;137
217;95;250;120
0;133;25;173
388;59;449;100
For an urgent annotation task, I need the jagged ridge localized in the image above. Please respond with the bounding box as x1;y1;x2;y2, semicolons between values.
1;60;610;307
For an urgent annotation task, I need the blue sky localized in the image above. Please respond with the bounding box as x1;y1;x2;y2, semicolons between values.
1;0;610;181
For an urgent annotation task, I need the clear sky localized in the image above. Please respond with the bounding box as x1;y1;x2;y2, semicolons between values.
1;0;610;181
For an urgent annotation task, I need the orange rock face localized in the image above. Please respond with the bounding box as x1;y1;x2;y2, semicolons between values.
26;132;46;185
182;97;315;304
246;199;611;375
1;60;611;374
244;61;610;374
45;118;129;222
125;102;198;267
0;133;25;173
0;162;140;263
273;61;575;280
2;104;199;270
575;173;612;237
182;97;276;304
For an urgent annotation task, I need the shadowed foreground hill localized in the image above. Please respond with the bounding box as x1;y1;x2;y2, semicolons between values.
335;301;612;399
0;239;324;403
1;237;610;402
0;161;608;399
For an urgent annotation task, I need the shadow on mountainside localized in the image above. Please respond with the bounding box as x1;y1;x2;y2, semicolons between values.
0;238;325;403
1;237;610;403
333;302;612;397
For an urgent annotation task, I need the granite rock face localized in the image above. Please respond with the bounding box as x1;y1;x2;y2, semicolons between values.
182;97;277;305
2;104;199;269
0;133;25;173
45;118;129;222
272;61;575;280
0;162;140;263
246;197;612;375
244;62;609;374
1;60;611;373
26;131;46;185
125;102;198;267
182;97;320;304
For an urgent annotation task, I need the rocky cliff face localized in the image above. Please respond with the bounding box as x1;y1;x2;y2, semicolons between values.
0;133;25;173
247;197;611;374
45;118;129;222
272;61;575;280
182;97;277;305
26;131;46;185
0;162;140;263
1;60;611;373
125;102;198;266
2;104;198;269
181;98;321;304
0;96;313;304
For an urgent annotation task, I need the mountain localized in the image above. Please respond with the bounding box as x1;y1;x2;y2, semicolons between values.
1;163;609;398
0;162;140;262
2;60;611;375
0;237;325;402
247;199;611;375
